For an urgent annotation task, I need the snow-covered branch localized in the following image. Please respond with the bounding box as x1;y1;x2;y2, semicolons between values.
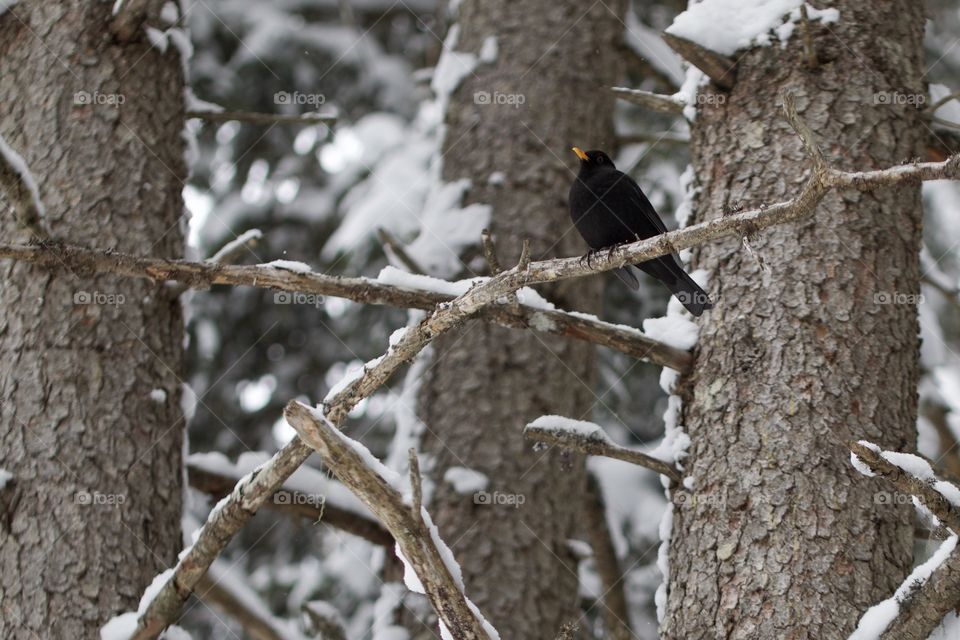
186;456;393;547
0;242;693;372
611;87;685;114
524;416;680;482
285;402;499;640
125;251;535;638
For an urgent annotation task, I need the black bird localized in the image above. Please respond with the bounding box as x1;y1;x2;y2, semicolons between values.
568;147;713;316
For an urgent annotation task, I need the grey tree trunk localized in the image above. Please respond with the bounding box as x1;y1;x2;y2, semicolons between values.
663;3;926;638
412;1;625;637
0;2;186;637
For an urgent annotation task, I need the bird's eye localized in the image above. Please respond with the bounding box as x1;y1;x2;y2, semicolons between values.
596;156;604;164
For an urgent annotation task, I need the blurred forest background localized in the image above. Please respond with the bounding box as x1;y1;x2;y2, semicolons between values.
175;0;960;637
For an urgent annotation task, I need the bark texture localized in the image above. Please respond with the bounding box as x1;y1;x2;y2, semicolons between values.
663;3;926;639
413;1;625;637
0;2;186;637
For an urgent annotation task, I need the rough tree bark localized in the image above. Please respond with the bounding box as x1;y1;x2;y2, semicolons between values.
411;1;625;637
0;2;186;637
663;3;926;639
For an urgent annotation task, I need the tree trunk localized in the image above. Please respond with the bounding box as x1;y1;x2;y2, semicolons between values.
0;2;186;637
412;1;625;637
663;3;925;638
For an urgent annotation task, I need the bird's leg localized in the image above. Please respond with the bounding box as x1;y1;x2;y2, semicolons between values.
580;248;600;268
606;245;619;262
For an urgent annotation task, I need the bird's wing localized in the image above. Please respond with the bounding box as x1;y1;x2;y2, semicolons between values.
623;176;669;236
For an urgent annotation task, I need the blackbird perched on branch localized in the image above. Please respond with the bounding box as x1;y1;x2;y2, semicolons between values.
568;147;713;316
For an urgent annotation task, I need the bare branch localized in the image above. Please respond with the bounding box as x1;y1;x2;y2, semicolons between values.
186;460;393;547
927;89;960;114
780;91;827;172
408;448;423;517
302;601;348;640
524;418;681;483
480;228;503;275
377;227;426;275
196;566;299;640
0;242;693;372
798;5;819;70
208;229;263;264
611;87;685;114
285;402;497;640
850;441;960;534
584;473;633;640
185;110;337;126
661;32;736;90
110;0;152;42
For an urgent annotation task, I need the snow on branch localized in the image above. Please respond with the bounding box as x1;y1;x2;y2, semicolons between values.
123;251;540;638
0;134;48;239
849;441;960;534
186;454;393;547
611;87;685;114
285;403;500;640
0;242;693;372
524;416;681;482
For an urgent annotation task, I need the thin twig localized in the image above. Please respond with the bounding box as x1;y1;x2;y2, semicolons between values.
377;227;425;275
799;4;819;70
185;110;337;126
480;228;503;275
926;89;960;114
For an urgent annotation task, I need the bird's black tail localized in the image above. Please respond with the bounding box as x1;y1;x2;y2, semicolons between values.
637;258;713;317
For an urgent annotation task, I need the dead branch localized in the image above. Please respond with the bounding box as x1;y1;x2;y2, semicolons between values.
661;32;736;90
376;227;426;275
186;460;393;547
0;242;693;372
798;5;819;70
185;110;337;126
285;402;496;639
196;568;293;640
584;473;633;640
524;419;681;483
208;229;263;264
610;87;685;114
876;543;960;640
849;442;960;534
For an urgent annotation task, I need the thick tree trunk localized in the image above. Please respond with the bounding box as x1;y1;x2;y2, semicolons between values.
412;1;625;638
663;3;926;638
0;2;186;637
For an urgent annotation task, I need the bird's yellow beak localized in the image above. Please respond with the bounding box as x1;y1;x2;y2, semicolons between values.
572;147;589;161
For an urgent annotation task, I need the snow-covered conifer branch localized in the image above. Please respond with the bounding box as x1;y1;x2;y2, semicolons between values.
524;416;681;482
849;441;960;534
285;402;499;640
125;251;538;638
186;458;393;546
661;32;736;89
0;242;693;371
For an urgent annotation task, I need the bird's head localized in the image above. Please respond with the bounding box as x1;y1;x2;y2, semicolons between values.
572;147;616;173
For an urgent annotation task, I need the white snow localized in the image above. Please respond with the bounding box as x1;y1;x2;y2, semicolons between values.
849;452;876;478
145;26;169;54
430;25;478;101
377;266;483;297
183;87;224;114
527;415;609;441
443;466;489;494
642;315;699;350
879;450;934;481
208;229;261;262
654;503;674;622
479;36;498;64
0;469;12;490
849;535;958;640
159;1;178;24
264;259;313;274
665;0;838;56
100;568;174;640
675;65;707;121
0;134;45;219
0;0;20;16
487;171;505;186
149;389;167;404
